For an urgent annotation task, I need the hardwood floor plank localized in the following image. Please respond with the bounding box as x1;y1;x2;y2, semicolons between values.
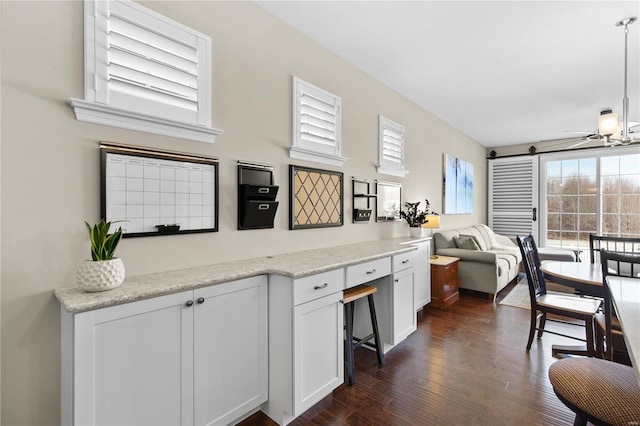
239;290;577;425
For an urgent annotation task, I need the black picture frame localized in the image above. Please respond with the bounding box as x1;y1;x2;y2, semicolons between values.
100;142;219;238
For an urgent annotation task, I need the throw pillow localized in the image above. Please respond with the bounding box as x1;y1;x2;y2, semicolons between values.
454;235;481;251
460;234;484;251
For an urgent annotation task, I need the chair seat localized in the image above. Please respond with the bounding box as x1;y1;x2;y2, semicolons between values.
549;358;640;425
537;293;601;315
595;312;623;332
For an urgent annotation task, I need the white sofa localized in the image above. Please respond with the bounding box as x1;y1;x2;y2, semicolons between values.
433;224;522;299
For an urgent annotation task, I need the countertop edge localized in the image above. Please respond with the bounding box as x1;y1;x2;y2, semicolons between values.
56;238;426;314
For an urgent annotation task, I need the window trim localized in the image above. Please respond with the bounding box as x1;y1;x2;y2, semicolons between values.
377;116;408;177
69;0;222;143
290;77;346;167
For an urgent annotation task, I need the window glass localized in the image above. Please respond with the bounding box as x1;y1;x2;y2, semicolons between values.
544;150;640;249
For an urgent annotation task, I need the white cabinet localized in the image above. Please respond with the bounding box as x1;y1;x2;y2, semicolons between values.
193;277;268;425
408;240;431;310
265;270;344;426
391;267;417;343
61;276;268;426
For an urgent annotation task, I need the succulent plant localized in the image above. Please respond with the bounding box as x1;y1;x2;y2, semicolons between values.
85;220;123;261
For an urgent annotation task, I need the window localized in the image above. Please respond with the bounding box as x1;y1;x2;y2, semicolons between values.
291;77;346;167
541;147;640;253
69;0;222;143
377;116;407;177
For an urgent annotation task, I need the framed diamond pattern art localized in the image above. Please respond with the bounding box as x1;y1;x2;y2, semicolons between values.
289;165;343;230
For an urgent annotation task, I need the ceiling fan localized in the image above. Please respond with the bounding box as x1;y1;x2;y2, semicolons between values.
558;17;640;150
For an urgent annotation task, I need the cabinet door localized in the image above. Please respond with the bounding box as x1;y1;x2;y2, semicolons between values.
193;276;268;426
293;291;344;416
72;291;194;426
410;240;431;310
392;267;417;344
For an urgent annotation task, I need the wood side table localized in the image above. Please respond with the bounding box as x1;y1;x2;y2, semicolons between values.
430;256;460;309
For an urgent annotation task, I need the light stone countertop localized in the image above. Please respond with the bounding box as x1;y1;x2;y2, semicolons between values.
55;237;429;314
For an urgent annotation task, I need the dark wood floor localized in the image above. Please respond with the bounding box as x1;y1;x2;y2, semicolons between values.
240;283;579;425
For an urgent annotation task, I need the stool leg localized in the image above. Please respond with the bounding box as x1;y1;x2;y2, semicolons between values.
344;302;355;386
367;294;384;365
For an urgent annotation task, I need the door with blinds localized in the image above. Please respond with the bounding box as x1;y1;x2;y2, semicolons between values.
488;156;539;241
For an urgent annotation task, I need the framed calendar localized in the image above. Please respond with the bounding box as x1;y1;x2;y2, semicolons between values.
100;142;218;237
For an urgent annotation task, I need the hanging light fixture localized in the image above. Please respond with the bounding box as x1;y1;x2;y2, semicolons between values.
598;17;639;146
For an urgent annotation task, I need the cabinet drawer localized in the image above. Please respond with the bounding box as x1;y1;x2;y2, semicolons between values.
444;262;458;283
346;257;391;288
293;269;345;306
392;250;419;273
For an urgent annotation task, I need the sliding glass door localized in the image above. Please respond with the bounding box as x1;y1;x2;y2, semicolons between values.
539;147;640;256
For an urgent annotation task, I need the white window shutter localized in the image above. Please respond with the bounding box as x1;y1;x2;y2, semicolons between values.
290;77;346;167
377;116;407;177
488;157;539;240
69;0;221;143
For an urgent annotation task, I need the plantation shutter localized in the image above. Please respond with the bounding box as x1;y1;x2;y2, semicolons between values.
488;157;539;240
108;14;199;111
377;116;406;176
292;78;342;162
93;0;210;125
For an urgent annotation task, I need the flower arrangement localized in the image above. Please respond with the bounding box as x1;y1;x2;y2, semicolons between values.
400;199;437;227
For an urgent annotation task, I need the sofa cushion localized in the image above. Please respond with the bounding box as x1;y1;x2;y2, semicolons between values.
476;224;503;249
455;235;481;251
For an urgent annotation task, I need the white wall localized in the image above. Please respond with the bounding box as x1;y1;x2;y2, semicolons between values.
0;1;487;423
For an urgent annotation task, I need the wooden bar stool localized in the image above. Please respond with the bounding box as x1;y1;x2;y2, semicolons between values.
343;284;384;386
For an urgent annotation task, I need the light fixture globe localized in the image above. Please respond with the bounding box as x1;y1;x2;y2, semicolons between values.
598;109;618;137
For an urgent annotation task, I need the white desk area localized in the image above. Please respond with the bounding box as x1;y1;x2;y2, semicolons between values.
56;237;432;426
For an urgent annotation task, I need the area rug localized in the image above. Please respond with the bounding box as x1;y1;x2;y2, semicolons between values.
499;280;531;309
499;277;574;310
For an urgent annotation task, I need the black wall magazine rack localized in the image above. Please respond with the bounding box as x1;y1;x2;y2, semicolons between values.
237;161;279;230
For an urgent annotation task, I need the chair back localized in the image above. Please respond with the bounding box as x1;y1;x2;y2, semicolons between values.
589;234;640;264
517;235;547;308
599;250;640;360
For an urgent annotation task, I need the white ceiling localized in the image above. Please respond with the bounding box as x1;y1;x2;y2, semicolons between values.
257;1;640;148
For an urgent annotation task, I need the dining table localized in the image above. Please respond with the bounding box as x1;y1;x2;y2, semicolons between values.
540;261;603;297
539;261;603;357
606;275;640;382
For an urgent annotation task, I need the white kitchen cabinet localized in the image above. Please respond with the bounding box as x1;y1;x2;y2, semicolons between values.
61;276;267;426
264;270;344;426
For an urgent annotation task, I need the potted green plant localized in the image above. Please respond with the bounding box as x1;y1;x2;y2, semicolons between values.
76;220;125;292
400;199;435;238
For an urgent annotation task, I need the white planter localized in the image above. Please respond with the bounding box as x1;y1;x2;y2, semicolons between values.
409;227;426;238
76;258;125;292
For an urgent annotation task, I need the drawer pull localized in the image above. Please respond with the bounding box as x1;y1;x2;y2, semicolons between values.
402;259;410;264
185;300;194;307
314;283;329;290
196;297;205;304
258;204;269;210
258;187;270;193
366;269;377;275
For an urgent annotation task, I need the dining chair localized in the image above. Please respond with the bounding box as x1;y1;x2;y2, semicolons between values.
589;234;640;264
597;250;640;363
516;235;601;354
